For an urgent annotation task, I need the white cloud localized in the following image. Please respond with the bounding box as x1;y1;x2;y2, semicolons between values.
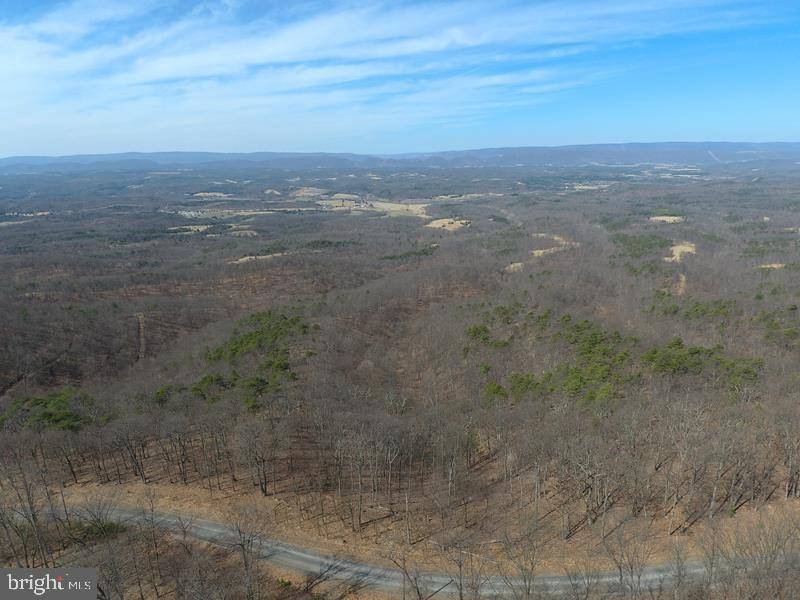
30;0;160;39
0;0;783;154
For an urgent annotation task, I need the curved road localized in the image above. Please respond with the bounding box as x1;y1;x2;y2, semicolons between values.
112;507;702;597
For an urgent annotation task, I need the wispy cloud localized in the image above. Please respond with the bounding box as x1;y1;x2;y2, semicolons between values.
0;0;789;154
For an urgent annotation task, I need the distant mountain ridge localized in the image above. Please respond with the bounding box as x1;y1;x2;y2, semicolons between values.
2;142;800;172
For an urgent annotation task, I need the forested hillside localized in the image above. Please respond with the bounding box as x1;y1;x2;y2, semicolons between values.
3;159;800;598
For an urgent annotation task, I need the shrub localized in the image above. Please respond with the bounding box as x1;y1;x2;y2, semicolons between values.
207;311;309;362
507;372;538;402
643;337;762;389
381;245;437;260
191;373;236;402
1;387;92;431
643;337;710;375
483;381;508;401
466;324;491;343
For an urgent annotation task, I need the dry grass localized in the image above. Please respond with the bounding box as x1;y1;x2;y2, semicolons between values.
663;242;696;263
191;192;231;198
229;252;289;264
176;209;276;219
371;201;429;217
431;193;503;200
317;199;430;218
291;187;328;198
425;218;470;231
572;183;613;191
168;225;212;234
530;233;580;257
674;272;687;296
649;215;685;224
504;234;579;272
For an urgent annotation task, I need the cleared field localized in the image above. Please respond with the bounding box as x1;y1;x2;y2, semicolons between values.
425;217;470;230
663;241;696;262
192;191;232;198
168;224;212;233
530;233;579;257
317;198;429;217
229;252;289;264
649;215;685;223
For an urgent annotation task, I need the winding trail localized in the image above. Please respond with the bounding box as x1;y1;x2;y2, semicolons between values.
111;507;706;597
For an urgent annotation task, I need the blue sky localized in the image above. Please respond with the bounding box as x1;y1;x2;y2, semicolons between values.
1;0;798;155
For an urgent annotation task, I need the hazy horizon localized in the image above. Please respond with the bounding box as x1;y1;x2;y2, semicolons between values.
3;140;800;162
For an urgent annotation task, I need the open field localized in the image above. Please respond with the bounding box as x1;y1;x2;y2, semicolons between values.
663;242;696;262
425;218;470;231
